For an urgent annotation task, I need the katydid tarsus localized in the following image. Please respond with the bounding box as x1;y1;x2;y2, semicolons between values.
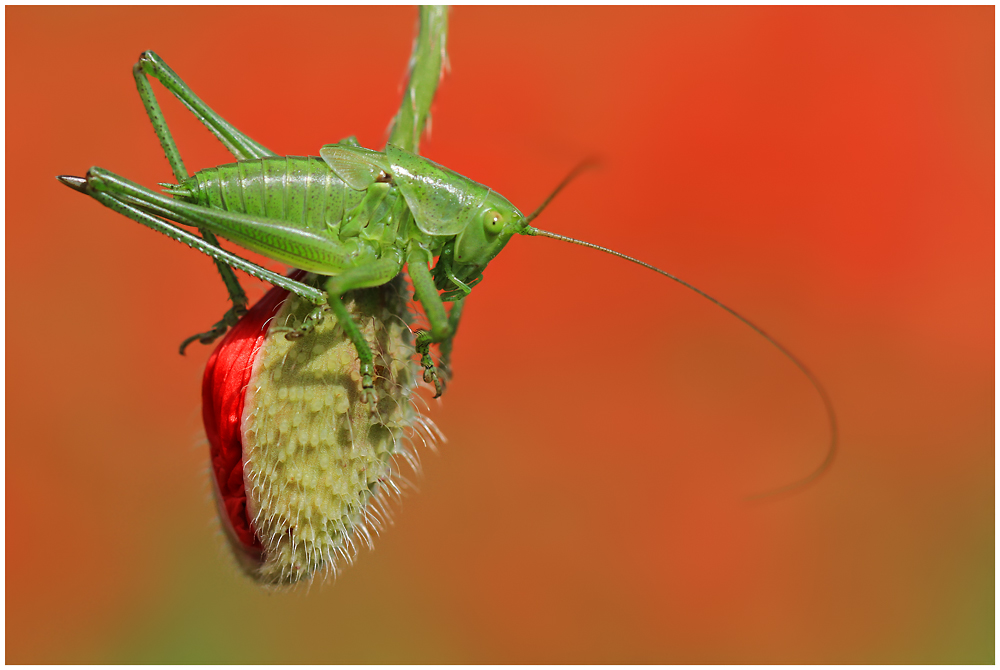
57;13;836;500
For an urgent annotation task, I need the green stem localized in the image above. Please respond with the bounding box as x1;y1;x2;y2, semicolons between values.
387;6;449;154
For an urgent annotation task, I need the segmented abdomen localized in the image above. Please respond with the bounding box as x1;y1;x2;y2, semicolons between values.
184;156;359;232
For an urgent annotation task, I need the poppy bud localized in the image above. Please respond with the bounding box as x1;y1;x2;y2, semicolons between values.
202;273;436;586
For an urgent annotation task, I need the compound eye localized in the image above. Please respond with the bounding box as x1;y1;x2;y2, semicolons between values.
484;210;505;235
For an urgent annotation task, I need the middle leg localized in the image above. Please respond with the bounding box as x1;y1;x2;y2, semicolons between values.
318;255;407;410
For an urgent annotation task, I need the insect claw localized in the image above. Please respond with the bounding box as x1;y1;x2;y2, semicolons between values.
179;328;220;354
361;387;378;414
420;367;445;397
178;333;201;356
178;305;245;354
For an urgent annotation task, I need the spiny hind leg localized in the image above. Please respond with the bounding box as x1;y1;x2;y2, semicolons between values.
58;171;328;350
133;51;276;165
133;51;281;350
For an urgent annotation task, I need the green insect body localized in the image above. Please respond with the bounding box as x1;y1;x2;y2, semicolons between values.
60;41;532;408
166;142;521;292
60;32;837;501
75;130;523;405
168;154;398;275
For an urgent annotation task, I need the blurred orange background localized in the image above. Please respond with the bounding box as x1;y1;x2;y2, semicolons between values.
6;6;993;663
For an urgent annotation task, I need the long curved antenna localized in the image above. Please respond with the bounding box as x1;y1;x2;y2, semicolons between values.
519;158;600;229
521;224;838;501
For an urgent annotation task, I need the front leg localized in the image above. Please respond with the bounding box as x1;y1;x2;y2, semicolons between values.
438;298;465;383
407;247;453;398
322;255;405;411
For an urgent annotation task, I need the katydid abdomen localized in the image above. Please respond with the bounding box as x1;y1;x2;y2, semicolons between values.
168;155;401;274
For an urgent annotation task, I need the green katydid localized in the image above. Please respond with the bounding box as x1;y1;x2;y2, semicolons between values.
57;41;837;499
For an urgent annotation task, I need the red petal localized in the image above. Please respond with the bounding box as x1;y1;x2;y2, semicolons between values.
202;281;297;552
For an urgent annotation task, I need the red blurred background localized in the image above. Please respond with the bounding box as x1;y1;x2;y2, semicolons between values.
6;6;993;663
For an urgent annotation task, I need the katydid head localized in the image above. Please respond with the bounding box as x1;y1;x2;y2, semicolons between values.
449;191;524;282
442;159;593;286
